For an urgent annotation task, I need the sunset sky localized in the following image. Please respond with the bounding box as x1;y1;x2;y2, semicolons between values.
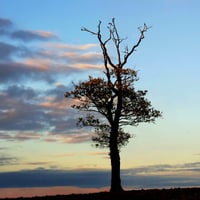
1;0;200;198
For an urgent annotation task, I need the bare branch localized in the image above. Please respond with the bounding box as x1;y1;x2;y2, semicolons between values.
122;23;151;67
81;20;117;71
110;18;122;66
81;20;102;35
81;27;98;35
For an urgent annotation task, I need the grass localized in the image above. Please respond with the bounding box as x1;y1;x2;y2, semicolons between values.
1;187;200;200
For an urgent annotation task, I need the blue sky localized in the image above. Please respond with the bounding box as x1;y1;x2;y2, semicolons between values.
0;0;200;198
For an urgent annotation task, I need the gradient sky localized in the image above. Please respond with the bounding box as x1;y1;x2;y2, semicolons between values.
0;0;200;198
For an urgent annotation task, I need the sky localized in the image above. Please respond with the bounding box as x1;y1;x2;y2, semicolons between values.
0;0;200;198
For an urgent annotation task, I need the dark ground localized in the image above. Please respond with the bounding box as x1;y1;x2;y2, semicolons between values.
1;188;200;200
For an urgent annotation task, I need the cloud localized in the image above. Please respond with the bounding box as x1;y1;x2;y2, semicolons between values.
1;162;200;189
0;18;13;35
0;17;104;146
123;163;200;188
45;132;92;144
0;61;54;83
0;46;101;85
0;147;8;151
0;18;13;28
0;97;49;131
38;43;103;71
0;132;42;141
0;18;101;84
122;162;200;177
0;62;29;83
0;42;18;60
0;83;92;144
61;52;102;64
0;155;18;166
45;43;98;51
0;83;88;143
0;85;37;100
70;63;103;70
0;168;110;188
0;18;57;42
0;87;38;123
62;132;92;143
24;161;52;166
11;30;58;42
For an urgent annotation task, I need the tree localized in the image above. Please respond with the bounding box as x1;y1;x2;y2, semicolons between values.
65;18;162;193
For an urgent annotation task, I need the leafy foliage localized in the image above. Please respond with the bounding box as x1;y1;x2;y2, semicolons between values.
65;67;161;149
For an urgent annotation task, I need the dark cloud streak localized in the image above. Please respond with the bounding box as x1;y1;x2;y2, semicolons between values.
0;155;18;166
0;169;110;188
0;18;13;35
11;30;57;42
0;18;13;27
1;163;200;189
0;61;56;83
0;42;17;60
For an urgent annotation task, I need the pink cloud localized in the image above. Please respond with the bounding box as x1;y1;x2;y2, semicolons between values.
62;132;91;143
23;58;51;71
39;97;73;110
45;43;98;51
45;132;91;144
0;108;16;120
71;63;104;70
0;132;41;141
33;30;57;39
14;132;41;141
61;51;102;63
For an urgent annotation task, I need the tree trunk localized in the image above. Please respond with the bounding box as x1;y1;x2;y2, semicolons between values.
109;130;123;193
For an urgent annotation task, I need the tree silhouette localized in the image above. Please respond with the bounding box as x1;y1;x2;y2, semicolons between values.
65;18;162;193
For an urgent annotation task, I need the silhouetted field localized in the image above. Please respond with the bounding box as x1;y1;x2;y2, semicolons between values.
1;187;200;200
